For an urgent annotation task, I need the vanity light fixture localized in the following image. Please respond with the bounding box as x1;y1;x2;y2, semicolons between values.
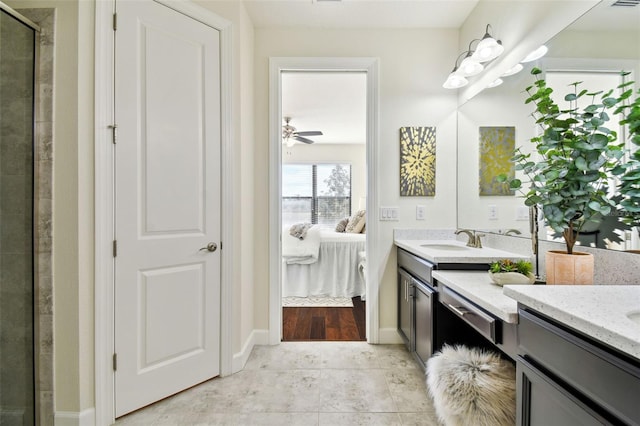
458;53;484;77
443;24;503;89
521;45;548;63
501;63;523;77
471;24;504;63
442;51;474;89
487;78;504;88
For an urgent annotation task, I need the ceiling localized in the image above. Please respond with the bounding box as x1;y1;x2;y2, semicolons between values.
266;0;639;146
244;0;479;29
282;72;367;144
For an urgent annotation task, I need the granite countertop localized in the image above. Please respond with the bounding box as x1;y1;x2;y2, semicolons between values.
395;239;529;264
432;270;519;323
504;285;640;361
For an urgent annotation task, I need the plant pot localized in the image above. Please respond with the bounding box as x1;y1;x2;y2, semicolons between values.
488;271;535;286
545;251;594;285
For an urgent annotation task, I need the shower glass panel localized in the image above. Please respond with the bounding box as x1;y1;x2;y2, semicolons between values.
0;8;36;426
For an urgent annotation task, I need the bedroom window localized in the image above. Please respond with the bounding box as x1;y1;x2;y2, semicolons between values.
282;163;351;226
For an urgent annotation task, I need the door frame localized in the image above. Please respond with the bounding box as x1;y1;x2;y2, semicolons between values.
94;1;233;424
268;57;380;344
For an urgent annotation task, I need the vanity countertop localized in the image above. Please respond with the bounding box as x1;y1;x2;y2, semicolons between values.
432;270;519;323
395;239;529;264
504;285;640;361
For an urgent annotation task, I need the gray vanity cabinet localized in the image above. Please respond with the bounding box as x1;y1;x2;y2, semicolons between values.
397;267;413;345
516;308;640;426
397;248;436;370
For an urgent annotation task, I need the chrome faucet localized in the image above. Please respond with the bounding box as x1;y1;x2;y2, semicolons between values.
455;229;476;247
455;229;485;248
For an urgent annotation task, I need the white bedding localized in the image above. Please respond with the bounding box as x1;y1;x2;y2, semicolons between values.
282;225;321;265
282;227;366;299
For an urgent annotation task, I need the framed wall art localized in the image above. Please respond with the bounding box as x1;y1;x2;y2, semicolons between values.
399;126;436;196
479;126;515;196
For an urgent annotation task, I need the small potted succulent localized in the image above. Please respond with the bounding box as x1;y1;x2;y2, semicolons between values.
488;259;535;286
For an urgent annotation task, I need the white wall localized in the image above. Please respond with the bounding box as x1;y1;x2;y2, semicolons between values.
195;0;257;358
254;28;459;335
282;143;367;214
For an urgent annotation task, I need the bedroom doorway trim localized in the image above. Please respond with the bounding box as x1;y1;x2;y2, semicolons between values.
268;57;379;344
94;1;233;424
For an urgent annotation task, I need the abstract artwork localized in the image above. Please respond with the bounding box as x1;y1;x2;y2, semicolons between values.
400;126;436;196
479;126;515;196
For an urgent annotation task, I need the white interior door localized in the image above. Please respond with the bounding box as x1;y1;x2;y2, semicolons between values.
114;0;221;416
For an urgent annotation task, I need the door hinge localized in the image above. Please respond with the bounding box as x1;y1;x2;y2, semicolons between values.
112;13;117;31
113;240;117;257
113;353;117;371
108;124;117;144
220;241;222;250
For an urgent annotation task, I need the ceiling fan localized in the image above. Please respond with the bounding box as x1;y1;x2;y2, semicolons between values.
282;116;323;146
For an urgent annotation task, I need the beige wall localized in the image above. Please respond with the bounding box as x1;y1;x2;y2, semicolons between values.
282;143;367;213
254;28;460;334
8;0;95;414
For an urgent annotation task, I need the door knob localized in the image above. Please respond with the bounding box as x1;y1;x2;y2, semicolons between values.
199;242;217;252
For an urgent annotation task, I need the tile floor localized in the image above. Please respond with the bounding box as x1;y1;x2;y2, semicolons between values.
114;342;442;425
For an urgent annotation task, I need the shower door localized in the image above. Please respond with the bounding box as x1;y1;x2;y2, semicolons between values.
0;7;36;426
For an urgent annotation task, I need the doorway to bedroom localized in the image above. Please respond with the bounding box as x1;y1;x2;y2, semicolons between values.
280;71;367;341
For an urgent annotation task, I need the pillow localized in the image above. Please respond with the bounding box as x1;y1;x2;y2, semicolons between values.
361;223;366;234
335;217;350;233
345;210;366;233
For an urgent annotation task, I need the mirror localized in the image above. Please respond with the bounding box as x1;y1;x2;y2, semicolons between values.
457;1;640;251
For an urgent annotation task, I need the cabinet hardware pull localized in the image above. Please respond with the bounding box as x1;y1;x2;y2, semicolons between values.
447;303;470;317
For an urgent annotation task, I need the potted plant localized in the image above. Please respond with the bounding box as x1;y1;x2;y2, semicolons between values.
615;87;640;239
488;259;535;285
498;67;630;284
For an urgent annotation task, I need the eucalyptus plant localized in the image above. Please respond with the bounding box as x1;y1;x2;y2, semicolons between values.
498;67;628;254
614;87;640;234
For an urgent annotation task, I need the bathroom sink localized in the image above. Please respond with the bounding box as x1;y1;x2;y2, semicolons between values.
420;243;470;251
626;311;640;325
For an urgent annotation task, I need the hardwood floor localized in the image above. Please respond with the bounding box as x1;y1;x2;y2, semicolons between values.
282;297;366;341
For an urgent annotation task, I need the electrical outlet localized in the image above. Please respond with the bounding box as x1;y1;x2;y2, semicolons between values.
416;205;426;220
488;205;498;220
516;206;529;221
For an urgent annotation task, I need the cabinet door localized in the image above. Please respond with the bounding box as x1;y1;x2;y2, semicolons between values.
397;268;412;347
516;356;609;426
413;280;434;368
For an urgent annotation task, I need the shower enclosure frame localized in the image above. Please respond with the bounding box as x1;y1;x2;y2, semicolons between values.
0;2;54;425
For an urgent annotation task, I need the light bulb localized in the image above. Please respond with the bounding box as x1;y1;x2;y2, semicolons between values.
501;63;523;77
521;45;548;63
443;72;468;89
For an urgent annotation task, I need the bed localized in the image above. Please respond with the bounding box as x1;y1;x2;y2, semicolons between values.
282;226;366;299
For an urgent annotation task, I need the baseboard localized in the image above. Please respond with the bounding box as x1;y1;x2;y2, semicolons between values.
377;327;404;344
55;408;95;426
231;329;269;373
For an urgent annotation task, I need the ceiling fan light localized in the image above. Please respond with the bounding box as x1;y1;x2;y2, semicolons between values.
487;78;503;88
443;72;468;89
501;63;523;77
521;45;548;63
471;37;504;62
456;56;484;77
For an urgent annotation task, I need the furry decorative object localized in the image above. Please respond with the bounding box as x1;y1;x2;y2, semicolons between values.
426;345;516;426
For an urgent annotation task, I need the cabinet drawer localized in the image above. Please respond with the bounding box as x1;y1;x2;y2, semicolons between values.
440;286;497;343
519;308;640;426
397;248;433;284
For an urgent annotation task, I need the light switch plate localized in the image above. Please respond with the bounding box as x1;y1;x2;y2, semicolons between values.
416;205;426;220
379;207;399;221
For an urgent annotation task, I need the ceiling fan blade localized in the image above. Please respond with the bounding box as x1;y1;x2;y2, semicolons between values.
295;131;323;136
294;136;315;144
